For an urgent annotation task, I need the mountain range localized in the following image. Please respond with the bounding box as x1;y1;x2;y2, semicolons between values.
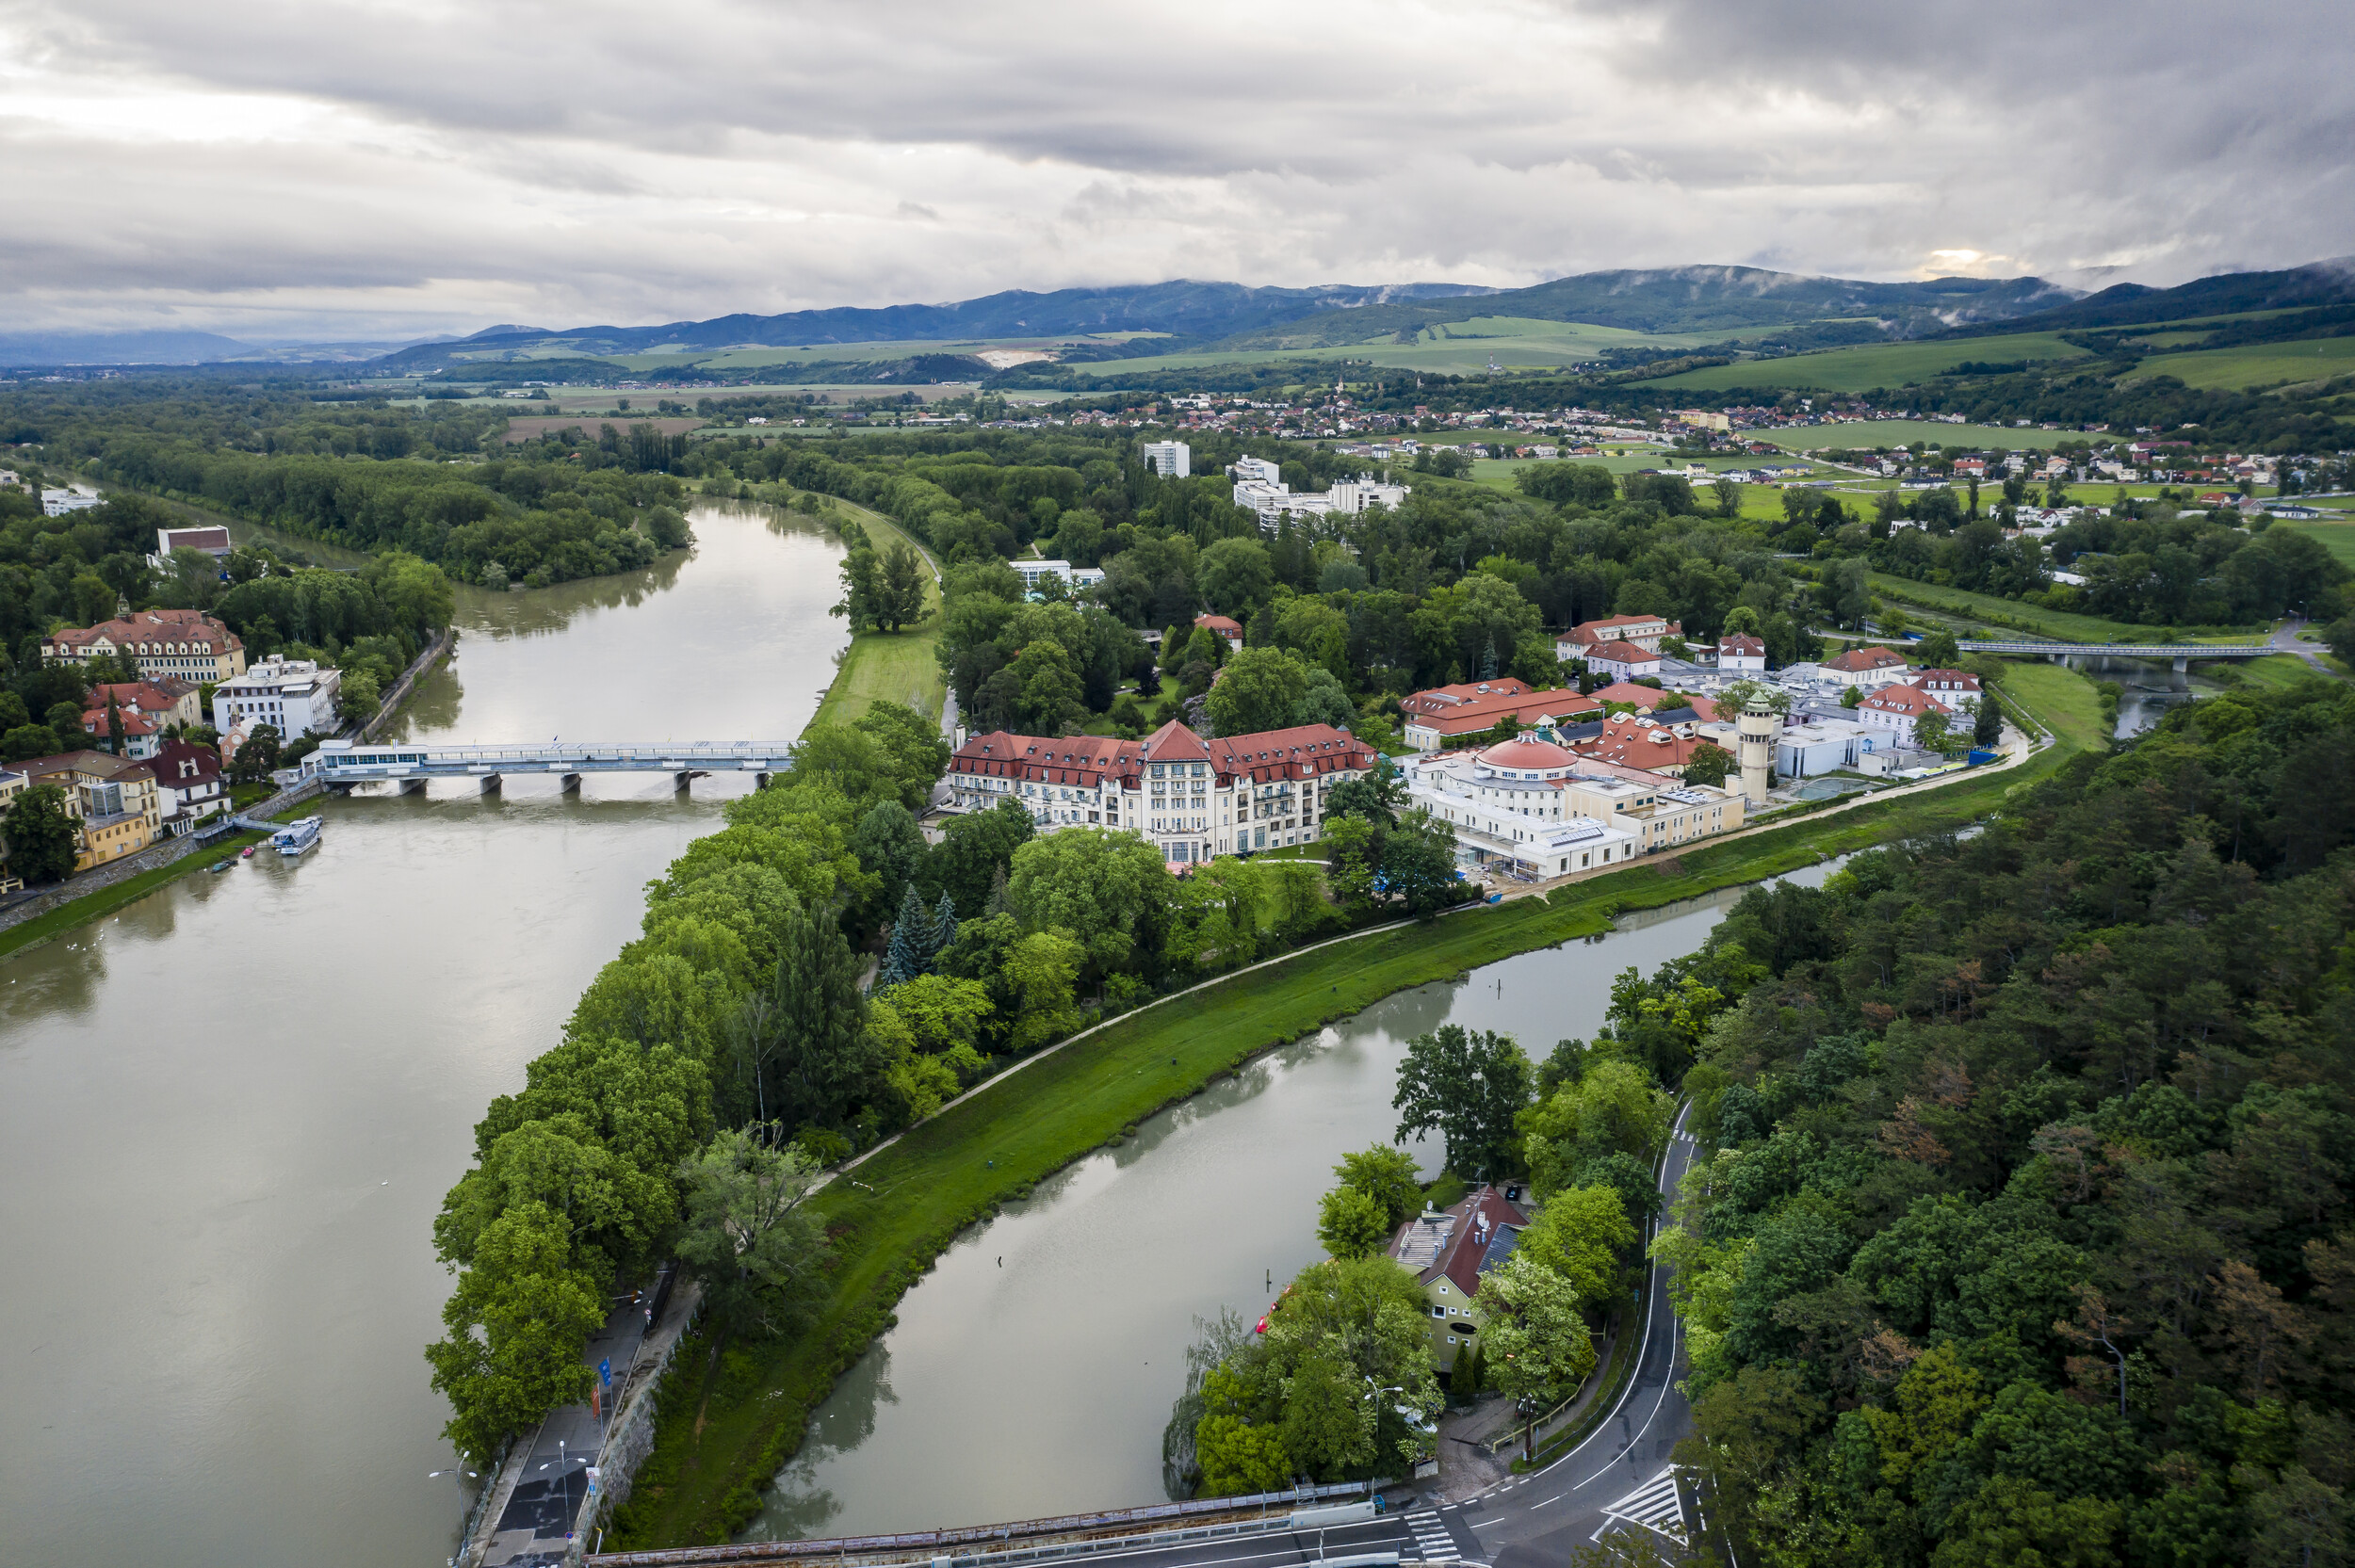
6;261;2353;370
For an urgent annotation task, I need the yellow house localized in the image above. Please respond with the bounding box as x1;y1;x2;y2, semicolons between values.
14;752;164;870
1385;1186;1532;1374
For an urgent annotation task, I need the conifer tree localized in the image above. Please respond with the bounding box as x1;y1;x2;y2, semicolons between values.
882;883;932;986
984;863;1011;919
929;893;958;962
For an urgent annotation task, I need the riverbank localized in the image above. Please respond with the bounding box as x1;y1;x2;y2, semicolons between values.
806;497;948;728
610;663;2105;1548
0;825;269;960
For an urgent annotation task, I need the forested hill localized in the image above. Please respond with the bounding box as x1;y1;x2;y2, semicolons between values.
1653;680;2355;1567
1941;259;2355;337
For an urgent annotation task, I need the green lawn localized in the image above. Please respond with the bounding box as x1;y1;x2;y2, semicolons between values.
806;501;948;728
1864;574;2266;644
2125;336;2355;391
2220;654;2336;693
0;830;269;962
610;704;2096;1548
1990;660;2110;750
1633;333;2092;395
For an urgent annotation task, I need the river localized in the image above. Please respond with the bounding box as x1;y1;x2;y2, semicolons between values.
0;504;848;1568
744;864;1835;1543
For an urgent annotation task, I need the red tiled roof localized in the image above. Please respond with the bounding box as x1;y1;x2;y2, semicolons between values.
1586;681;1671;708
1584;640;1658;665
1858;683;1952;718
44;609;242;655
1718;633;1765;655
1826;645;1908;673
950;719;1372;791
1572;713;1708;770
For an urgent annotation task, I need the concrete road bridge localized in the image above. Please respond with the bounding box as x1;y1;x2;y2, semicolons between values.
1957;639;2276;671
299;737;795;794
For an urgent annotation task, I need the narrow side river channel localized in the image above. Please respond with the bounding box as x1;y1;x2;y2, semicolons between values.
0;505;846;1568
745;863;1836;1543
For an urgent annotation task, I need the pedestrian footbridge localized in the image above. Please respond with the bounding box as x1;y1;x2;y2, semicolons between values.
299;737;795;793
1957;639;2275;671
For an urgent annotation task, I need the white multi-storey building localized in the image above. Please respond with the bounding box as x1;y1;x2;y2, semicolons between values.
1404;735;1745;879
211;657;344;738
946;719;1373;865
1142;441;1191;477
1009;558;1106;592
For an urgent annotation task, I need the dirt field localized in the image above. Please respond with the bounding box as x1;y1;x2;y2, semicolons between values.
498;414;706;443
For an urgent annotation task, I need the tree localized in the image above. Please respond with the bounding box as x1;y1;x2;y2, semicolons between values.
1002;929;1085;1051
231;722;283;784
1;784;77;882
674;1130;829;1338
1713;477;1743;516
1203;646;1308;737
1318;1185;1390;1259
1913;709;1954;753
1325;758;1405;826
1006;828;1171;978
1197;537;1275;617
876;541;928;631
1973;690;2004;749
336;668;382;725
929;797;1034;914
1381;811;1464;920
1913;629;1961;667
1474;1253;1598;1459
1007;639;1087;735
1521;1058;1673;1198
1519;1184;1637;1305
852;799;928;926
1394;1024;1532;1179
881;883;937;986
424;1200;605;1459
1683;741;1734;788
767;906;882;1129
1334;1143;1425;1230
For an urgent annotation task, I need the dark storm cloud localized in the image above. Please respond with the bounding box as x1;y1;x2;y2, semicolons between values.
0;0;2347;336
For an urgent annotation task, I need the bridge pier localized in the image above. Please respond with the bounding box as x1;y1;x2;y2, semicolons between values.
479;773;502;794
560;772;582;794
398;778;427;796
755;771;771;791
2172;656;2189;673
674;769;708;792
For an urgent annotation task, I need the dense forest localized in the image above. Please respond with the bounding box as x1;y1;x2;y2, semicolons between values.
2;380;692;588
1639;680;2355;1566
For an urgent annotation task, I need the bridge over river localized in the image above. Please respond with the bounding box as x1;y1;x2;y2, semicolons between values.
300;737;796;792
1957;639;2276;671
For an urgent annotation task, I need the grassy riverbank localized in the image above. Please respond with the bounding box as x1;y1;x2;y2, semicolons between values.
809;500;948;728
0;829;270;962
1864;574;2265;643
610;664;2105;1548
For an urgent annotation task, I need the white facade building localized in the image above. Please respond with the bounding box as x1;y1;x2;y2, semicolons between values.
1403;736;1744;879
211;657;344;738
1229;459;1406;522
1776;718;1876;777
1142;441;1191;477
1009;558;1107;592
42;486;101;517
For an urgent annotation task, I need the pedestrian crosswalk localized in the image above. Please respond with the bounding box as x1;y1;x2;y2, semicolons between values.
1593;1467;1687;1544
1405;1509;1462;1562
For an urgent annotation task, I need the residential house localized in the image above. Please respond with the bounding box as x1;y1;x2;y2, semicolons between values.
1386;1187;1532;1374
13;752;163;869
79;704;161;760
151;525;234;565
1912;668;1984;712
146;739;228;835
1823;645;1913;691
89;678;203;731
1399;678;1601;752
1583;640;1663;683
43;608;247;684
1192;613;1244;651
946;719;1373;865
211;657;343;738
1855;683;1957;737
1715;633;1767;672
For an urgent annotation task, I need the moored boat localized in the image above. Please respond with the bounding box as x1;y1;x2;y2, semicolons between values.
269;817;323;857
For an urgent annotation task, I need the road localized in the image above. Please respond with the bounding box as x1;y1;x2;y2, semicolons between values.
2271;616;2339;674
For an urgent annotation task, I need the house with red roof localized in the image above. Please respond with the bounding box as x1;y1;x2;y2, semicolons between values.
1716;632;1767;672
1583;639;1663;682
1387;1186;1532;1373
1912;668;1984;712
1399;678;1601;752
1824;644;1913;691
1192;613;1243;650
1553;613;1681;661
80;704;161;761
1855;683;1956;736
945;718;1374;865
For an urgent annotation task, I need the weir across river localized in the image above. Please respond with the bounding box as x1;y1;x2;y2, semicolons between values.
300;736;799;793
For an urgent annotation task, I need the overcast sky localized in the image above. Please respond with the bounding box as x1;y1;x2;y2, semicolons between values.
3;0;2350;342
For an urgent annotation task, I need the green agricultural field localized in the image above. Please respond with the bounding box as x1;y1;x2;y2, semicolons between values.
1634;332;2092;395
2125;336;2355;391
2271;519;2355;570
1762;419;2115;452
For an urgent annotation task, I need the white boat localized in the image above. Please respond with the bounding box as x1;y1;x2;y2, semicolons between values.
270;816;324;857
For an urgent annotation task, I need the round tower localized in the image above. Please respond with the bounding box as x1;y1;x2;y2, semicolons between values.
1737;695;1777;804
